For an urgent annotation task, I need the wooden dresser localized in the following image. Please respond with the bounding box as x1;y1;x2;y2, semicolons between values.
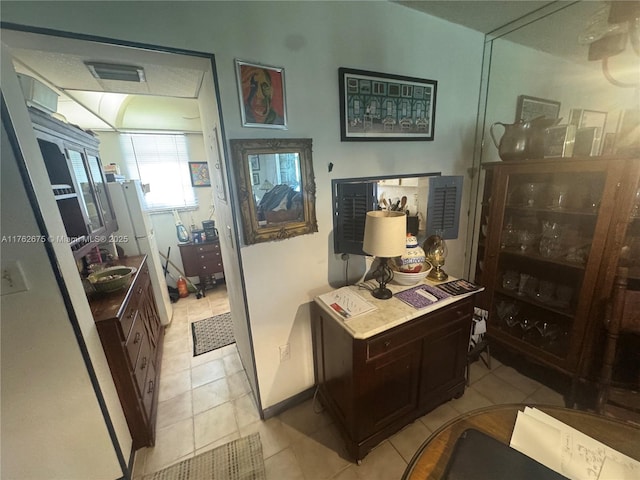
178;239;225;293
313;282;480;462
89;255;163;449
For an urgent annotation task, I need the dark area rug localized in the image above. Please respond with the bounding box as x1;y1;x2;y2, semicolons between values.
143;433;265;480
191;312;235;356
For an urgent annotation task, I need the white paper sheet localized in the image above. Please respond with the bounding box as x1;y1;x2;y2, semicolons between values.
317;287;376;319
510;407;640;480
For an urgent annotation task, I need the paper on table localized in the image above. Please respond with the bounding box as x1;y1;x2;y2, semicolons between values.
317;287;376;319
598;456;638;480
511;407;640;480
510;411;564;474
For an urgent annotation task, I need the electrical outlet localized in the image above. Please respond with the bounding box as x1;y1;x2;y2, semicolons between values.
279;344;290;362
1;260;29;296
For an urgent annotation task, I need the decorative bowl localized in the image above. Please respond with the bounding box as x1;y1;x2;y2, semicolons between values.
390;260;433;286
88;266;137;293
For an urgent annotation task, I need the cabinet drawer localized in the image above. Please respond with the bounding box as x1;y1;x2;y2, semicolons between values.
134;333;152;397
194;242;220;254
142;360;157;416
367;299;471;360
125;312;145;367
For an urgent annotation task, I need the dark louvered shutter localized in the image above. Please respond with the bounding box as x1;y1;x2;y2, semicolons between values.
426;176;463;239
333;181;377;255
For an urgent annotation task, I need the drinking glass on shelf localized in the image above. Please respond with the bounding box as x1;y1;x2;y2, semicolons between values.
539;221;564;258
523;183;545;207
519;230;538;252
502;270;519;290
632;187;640;218
549;184;569;210
518;273;531;296
519;316;537;341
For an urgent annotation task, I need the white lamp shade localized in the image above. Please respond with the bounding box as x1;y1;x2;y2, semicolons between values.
362;211;406;257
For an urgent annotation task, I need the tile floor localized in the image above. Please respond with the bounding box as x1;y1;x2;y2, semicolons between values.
132;286;566;479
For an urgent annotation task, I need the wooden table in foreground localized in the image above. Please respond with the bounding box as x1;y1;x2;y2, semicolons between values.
402;404;640;480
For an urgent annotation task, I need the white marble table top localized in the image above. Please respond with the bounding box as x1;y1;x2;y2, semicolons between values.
314;278;483;340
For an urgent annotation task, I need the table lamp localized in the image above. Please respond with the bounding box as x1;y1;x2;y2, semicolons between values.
362;211;407;299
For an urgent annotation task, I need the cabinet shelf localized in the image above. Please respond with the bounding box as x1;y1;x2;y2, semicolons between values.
505;204;599;218
499;248;587;270
489;323;568;363
495;287;574;318
52;183;76;198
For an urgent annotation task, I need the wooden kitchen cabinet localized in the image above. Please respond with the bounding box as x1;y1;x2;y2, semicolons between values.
474;156;640;397
313;289;475;462
89;255;164;449
178;239;225;294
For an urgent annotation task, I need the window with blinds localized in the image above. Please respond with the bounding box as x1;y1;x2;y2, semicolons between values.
426;175;463;239
120;133;197;211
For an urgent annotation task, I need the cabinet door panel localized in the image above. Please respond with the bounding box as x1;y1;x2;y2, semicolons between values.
420;319;469;401
358;344;420;438
67;148;103;233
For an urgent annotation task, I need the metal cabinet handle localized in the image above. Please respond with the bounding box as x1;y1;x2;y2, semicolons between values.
384;341;391;348
134;332;141;344
140;357;147;370
147;380;154;394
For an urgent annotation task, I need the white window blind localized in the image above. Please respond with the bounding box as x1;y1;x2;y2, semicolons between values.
121;133;197;211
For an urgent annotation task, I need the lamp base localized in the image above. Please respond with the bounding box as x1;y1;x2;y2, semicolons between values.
428;266;448;281
371;287;393;299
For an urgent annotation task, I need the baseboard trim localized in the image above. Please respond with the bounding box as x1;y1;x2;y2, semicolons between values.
262;386;316;419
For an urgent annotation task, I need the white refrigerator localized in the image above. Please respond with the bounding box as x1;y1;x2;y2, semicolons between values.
107;180;173;326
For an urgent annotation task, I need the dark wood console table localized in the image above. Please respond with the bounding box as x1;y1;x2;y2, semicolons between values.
313;282;481;462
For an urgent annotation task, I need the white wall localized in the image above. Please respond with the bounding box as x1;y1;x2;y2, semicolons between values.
0;1;485;411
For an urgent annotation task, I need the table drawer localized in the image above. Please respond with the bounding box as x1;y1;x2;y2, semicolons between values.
367;299;471;360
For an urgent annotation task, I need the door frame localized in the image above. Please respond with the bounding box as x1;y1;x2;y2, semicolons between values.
0;18;263;448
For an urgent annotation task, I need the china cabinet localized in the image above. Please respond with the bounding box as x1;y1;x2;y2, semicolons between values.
474;156;640;396
29;107;117;258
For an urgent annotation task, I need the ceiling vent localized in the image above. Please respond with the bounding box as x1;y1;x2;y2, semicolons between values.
85;62;146;82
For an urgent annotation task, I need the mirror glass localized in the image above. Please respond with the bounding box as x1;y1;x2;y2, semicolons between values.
231;138;317;244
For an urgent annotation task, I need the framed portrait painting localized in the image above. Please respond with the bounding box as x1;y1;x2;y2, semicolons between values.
235;59;287;129
339;67;437;141
189;162;211;187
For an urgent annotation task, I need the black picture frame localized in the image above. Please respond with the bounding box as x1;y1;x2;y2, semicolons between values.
188;161;211;187
515;95;561;122
339;67;437;141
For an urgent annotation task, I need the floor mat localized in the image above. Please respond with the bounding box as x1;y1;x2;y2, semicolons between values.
191;312;235;356
143;433;265;480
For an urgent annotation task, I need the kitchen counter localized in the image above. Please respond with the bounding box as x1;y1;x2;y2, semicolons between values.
314;278;482;340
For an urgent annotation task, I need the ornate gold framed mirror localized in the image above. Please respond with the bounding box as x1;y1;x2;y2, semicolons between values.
230;138;317;244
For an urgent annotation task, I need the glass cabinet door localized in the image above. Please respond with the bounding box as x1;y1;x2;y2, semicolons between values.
86;153;116;231
620;177;640;281
482;159;625;372
67;148;103;233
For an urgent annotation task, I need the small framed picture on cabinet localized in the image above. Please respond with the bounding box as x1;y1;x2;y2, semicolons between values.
544;125;577;158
